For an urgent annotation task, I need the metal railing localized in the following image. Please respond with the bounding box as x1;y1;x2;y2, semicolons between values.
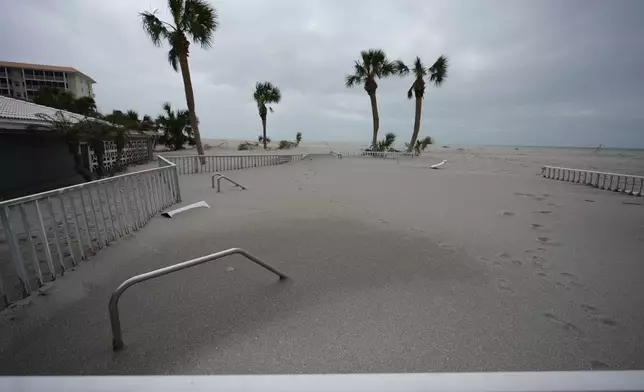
211;173;247;193
161;154;305;175
108;247;287;350
0;157;181;307
542;166;644;196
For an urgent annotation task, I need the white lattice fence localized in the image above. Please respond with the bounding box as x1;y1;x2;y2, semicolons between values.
89;140;149;172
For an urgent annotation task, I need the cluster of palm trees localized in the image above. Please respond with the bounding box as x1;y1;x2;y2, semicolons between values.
139;1;448;157
346;49;448;152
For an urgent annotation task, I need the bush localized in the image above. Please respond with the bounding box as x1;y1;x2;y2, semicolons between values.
278;140;297;149
238;141;259;151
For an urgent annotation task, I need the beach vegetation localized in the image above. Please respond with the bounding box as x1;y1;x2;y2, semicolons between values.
345;49;407;148
401;56;448;152
140;0;218;163
156;102;195;151
253;81;281;149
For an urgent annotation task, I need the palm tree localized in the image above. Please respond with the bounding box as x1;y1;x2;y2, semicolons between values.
404;56;448;152
405;136;434;155
140;0;218;164
345;49;407;148
374;132;397;152
253;82;281;149
156;102;194;150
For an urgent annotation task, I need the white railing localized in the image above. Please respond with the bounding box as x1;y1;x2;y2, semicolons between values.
161;154;305;175
542;166;644;196
0;156;181;307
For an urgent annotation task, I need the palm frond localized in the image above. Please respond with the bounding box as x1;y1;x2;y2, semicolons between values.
345;74;362;88
140;11;170;47
169;0;184;26
353;61;368;77
182;0;218;49
407;83;414;100
393;60;409;76
378;60;397;77
429;55;449;86
413;57;427;78
167;46;180;71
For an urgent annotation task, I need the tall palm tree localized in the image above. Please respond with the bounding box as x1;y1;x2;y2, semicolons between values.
345;49;407;148
140;0;218;164
253;82;281;149
404;56;448;152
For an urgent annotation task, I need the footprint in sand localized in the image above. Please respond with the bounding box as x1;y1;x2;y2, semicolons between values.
533;197;546;201
501;211;515;217
581;304;618;327
531;223;544;229
537;237;562;246
534;210;553;215
512;259;523;266
498;252;512;260
513;192;526;196
536;271;549;279
584;199;595;203
496;278;514;293
478;256;501;266
543;313;584;335
623;201;642;206
541;193;550;197
532;255;549;268
581;304;600;315
560;272;583;289
525;247;548;253
379;219;389;225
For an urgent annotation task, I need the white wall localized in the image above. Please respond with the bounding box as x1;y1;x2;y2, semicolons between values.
67;74;94;99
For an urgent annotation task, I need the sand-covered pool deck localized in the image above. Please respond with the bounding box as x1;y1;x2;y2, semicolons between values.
1;149;643;374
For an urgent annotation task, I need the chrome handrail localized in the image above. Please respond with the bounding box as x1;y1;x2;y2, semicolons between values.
211;173;247;193
108;247;287;350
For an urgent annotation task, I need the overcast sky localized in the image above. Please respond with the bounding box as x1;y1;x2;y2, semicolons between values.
3;0;644;147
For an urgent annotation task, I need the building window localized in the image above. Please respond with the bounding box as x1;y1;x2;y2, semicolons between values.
16;92;22;98
14;81;19;86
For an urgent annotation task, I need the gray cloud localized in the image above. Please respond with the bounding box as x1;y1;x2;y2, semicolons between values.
2;0;644;147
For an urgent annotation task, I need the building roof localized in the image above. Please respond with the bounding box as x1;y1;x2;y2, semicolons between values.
0;95;88;123
0;60;96;83
0;95;155;138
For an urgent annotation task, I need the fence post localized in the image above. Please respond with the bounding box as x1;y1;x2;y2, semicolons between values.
0;206;31;297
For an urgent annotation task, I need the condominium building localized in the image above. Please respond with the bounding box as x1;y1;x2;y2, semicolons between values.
0;61;96;102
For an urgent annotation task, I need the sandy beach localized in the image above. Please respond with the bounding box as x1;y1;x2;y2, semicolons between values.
1;144;644;373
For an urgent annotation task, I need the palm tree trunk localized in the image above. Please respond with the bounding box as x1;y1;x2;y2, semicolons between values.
369;92;380;148
178;52;205;165
262;116;267;149
408;96;423;152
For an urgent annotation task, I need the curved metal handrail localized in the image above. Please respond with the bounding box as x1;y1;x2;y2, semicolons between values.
108;247;287;351
211;173;246;193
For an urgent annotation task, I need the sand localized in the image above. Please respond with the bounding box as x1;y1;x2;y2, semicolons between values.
1;145;644;374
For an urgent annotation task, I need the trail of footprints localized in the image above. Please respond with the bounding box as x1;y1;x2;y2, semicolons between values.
490;190;621;349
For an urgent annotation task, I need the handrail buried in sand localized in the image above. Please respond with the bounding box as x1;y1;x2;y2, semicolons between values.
108;247;287;351
542;165;644;196
211;173;247;193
